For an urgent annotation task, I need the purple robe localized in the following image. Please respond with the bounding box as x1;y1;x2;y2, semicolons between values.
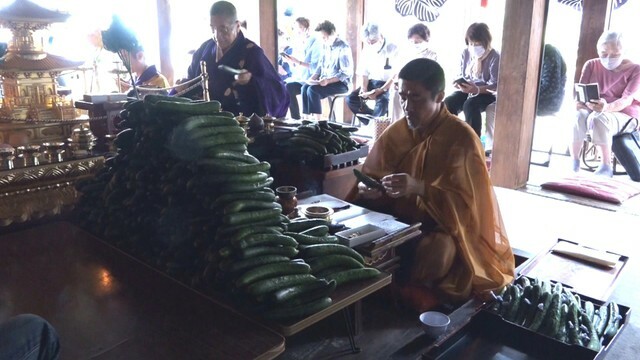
187;32;289;118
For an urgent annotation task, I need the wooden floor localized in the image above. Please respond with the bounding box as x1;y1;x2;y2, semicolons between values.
278;185;640;359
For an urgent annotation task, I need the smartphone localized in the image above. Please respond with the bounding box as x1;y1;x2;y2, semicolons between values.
454;77;471;86
218;65;243;75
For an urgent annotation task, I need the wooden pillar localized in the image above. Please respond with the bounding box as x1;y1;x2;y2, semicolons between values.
343;0;364;122
259;0;277;67
573;0;613;83
490;0;547;189
156;0;174;85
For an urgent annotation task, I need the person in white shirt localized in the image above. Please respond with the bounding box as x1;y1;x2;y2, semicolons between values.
346;23;398;125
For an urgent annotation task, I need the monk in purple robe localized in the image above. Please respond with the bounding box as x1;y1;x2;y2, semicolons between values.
180;1;289;118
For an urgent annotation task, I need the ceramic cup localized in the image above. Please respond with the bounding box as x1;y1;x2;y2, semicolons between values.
419;311;450;338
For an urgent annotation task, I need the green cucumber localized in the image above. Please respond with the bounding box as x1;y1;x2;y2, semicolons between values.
198;159;271;174
555;303;569;343
235;261;311;288
505;285;522;322
540;292;561;337
214;191;276;208
270;279;336;304
324;267;381;286
188;125;244;139
353;168;385;192
143;94;192;105
221;177;274;193
247;273;317;296
568;302;581;345
223;208;282;226
227;254;290;273
234;234;298;249
286;219;329;232
203;171;270;185
262;296;332;320
529;291;553;331
300;225;330;237
284;232;339;245
238;245;298;259
596;302;609;337
154;99;222;114
584;301;595;322
603;302;620;341
224;200;281;214
307;254;365;274
228;226;283;243
196;133;249;148
514;285;533;325
301;243;365;264
582;312;602;351
205;150;259;164
217;217;284;236
539;292;561;333
183;115;239;128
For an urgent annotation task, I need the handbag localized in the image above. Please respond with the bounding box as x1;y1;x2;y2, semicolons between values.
612;117;640;182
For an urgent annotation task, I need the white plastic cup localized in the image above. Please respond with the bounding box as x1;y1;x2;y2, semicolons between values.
419;311;450;338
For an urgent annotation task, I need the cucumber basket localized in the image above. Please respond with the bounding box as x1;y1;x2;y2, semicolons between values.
424;276;631;360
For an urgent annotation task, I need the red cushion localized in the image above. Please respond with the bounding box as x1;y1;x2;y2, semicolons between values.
541;174;640;204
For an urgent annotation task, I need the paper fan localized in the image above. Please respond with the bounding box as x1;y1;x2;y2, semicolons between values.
395;0;448;22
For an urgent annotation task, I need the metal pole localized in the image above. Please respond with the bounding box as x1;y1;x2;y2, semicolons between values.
200;61;209;101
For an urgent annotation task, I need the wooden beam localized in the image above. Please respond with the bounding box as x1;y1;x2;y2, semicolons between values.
259;0;277;67
491;0;547;189
156;0;174;85
343;0;364;122
573;0;613;83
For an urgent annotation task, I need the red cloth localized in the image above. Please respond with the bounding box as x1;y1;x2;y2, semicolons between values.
541;174;640;204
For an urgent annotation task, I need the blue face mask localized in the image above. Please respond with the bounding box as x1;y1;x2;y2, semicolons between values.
600;56;623;70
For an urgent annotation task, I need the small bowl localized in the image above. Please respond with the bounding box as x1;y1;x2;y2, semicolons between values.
303;205;334;221
419;311;450;338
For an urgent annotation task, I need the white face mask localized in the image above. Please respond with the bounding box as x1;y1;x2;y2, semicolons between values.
600;56;623;70
413;42;428;53
470;45;485;58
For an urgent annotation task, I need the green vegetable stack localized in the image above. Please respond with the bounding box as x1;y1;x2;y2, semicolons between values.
75;95;241;286
74;95;383;321
490;277;623;352
284;121;360;162
285;218;381;286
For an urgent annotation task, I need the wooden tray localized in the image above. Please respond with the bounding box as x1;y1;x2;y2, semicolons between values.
517;239;628;301
423;298;630;360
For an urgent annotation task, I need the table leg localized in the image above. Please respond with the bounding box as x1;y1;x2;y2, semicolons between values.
342;307;361;353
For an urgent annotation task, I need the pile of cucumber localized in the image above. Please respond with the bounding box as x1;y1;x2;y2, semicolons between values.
75;95;247;286
284;121;360;160
74;95;381;321
285;218;381;286
491;277;623;351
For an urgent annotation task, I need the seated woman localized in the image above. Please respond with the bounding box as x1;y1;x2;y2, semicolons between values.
443;23;499;137
570;30;640;177
391;23;438;121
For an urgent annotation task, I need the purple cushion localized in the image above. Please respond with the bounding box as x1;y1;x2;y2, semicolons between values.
541;174;640;204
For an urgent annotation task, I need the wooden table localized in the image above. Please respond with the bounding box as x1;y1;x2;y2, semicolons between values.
267;273;391;337
0;222;285;360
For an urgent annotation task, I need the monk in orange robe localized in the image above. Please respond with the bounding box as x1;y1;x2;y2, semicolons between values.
347;58;514;308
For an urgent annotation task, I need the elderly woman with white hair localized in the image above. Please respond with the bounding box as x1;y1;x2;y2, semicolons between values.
570;30;640;177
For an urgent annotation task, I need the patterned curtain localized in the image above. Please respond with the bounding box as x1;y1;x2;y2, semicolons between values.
556;0;628;11
394;0;448;22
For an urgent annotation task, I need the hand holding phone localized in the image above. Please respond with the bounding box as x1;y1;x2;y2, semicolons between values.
453;77;470;86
